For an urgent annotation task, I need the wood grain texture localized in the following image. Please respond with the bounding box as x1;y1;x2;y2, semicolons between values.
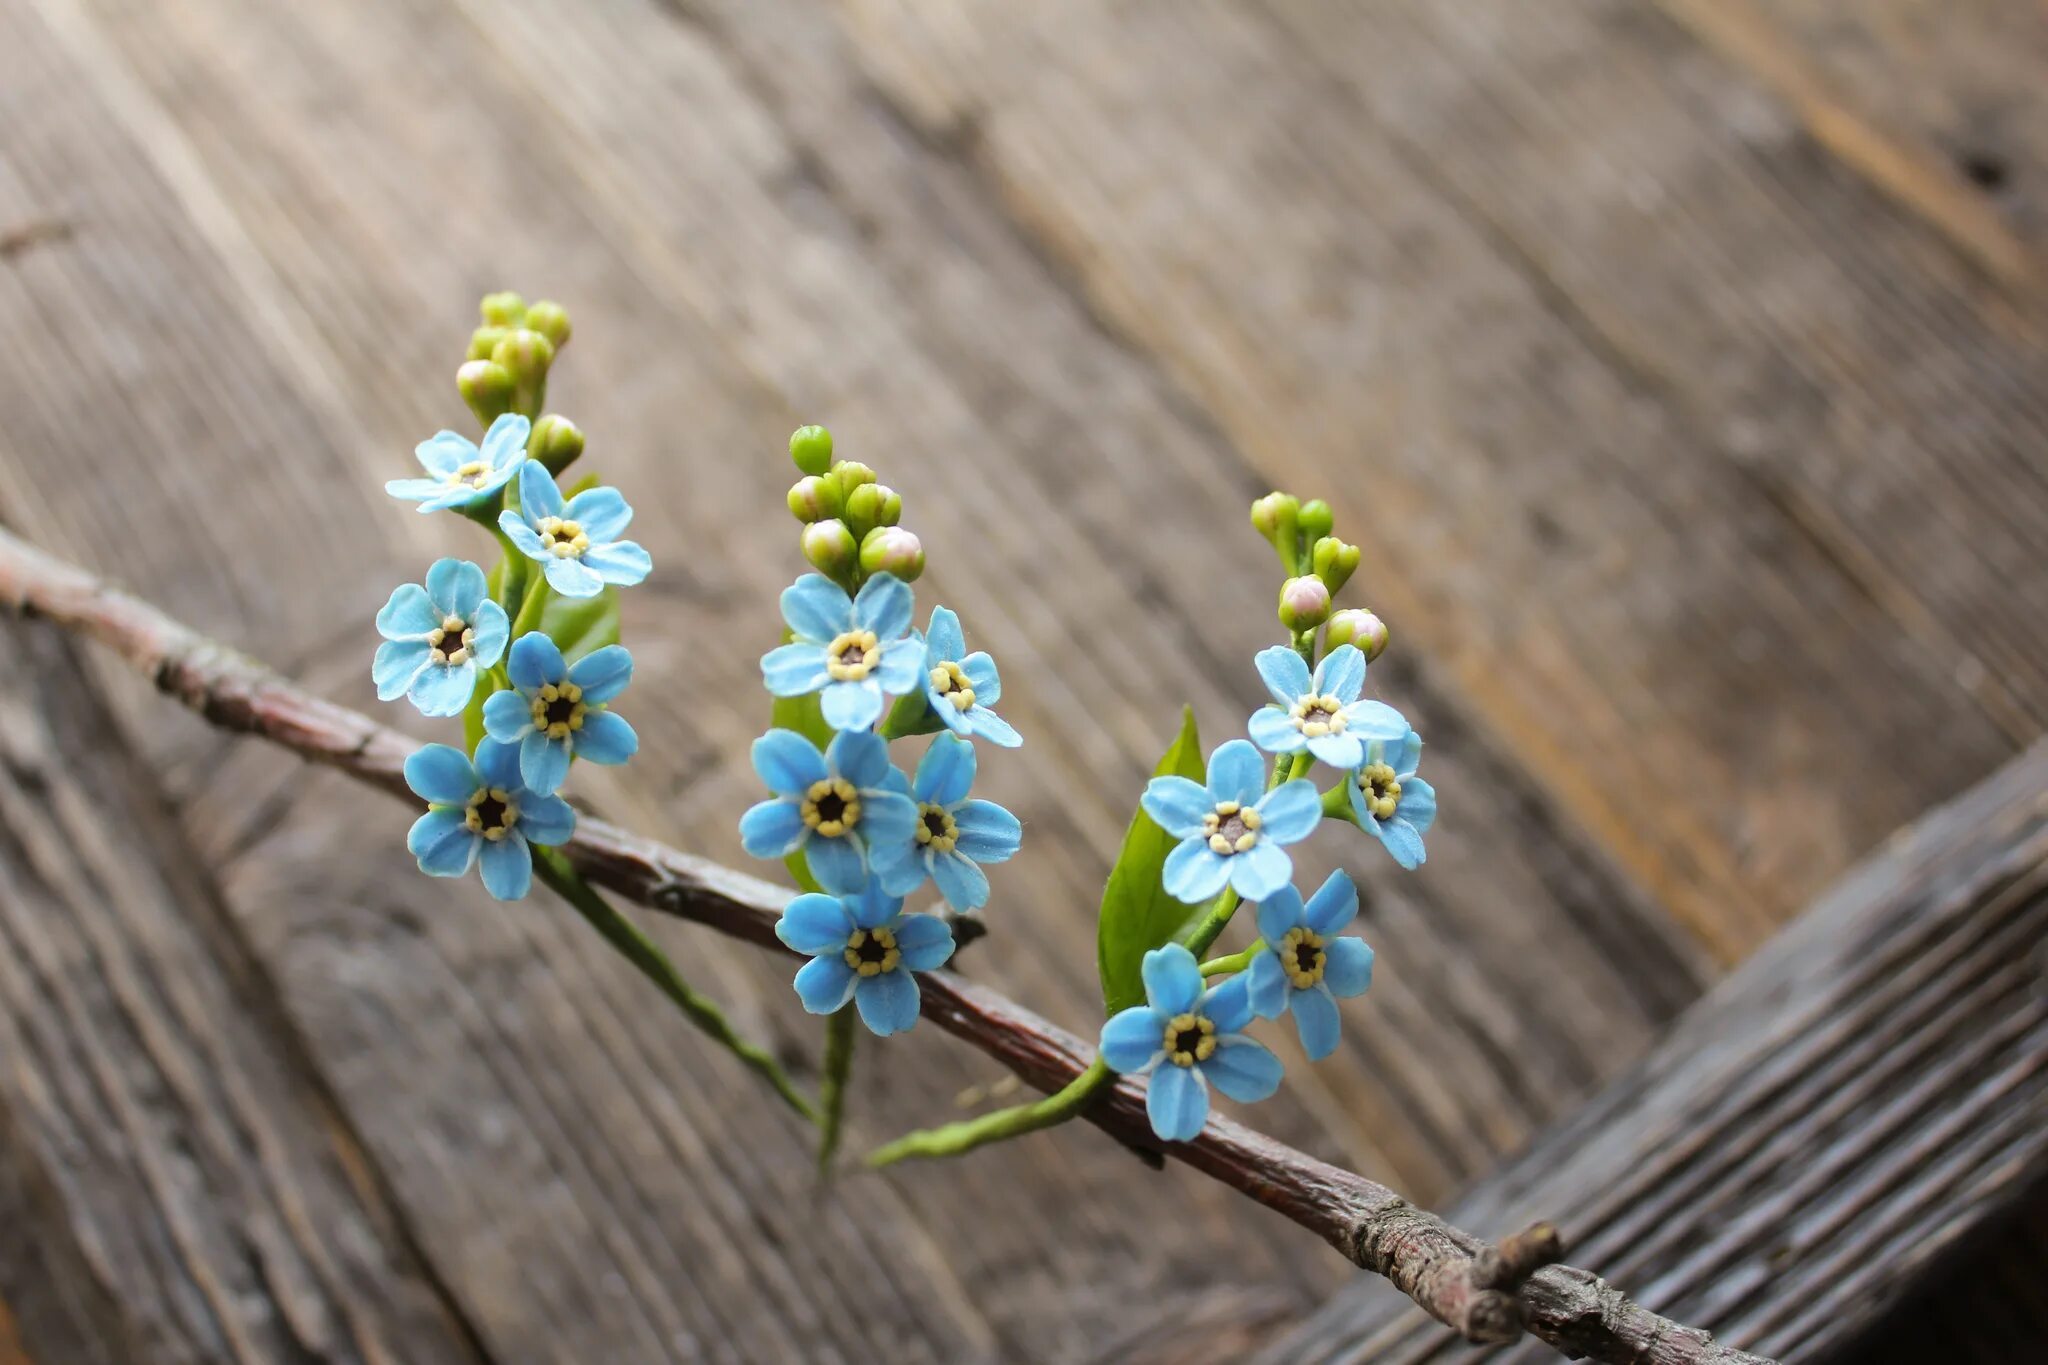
1264;741;2048;1363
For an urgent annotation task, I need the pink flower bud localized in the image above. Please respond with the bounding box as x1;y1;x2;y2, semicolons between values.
1278;575;1331;630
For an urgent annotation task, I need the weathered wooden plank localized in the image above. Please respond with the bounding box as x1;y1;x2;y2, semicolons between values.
1847;1189;2048;1364
1260;741;2048;1363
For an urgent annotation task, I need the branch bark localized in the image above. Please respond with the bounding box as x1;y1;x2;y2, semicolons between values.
0;526;1773;1365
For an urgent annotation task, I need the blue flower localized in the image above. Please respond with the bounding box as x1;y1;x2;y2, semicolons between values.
1245;871;1375;1060
1141;739;1322;903
760;573;921;733
481;634;638;795
1348;729;1436;870
386;413;529;513
919;606;1019;747
1246;644;1408;771
775;883;955;1036
403;739;576;901
738;728;918;894
1099;944;1284;1142
870;734;1022;911
373;559;510;717
498;462;652;598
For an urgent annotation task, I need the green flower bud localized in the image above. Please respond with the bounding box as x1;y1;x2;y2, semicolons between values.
828;460;877;497
479;291;527;327
1311;536;1362;594
523;300;572;350
787;475;842;523
1251;492;1300;569
468;326;508;362
1326;607;1389;661
490;328;556;418
859;526;925;582
789;424;835;476
457;360;516;426
1278;575;1331;630
842;482;902;538
1298;499;1335;542
802;519;859;579
529;414;585;475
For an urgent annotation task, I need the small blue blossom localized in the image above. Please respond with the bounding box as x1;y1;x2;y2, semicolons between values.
1245;871;1375;1060
1099;944;1284;1142
1141;739;1321;904
373;559;510;717
481;634;638;795
739;728;918;894
775;883;955;1036
403;739;576;901
1246;644;1408;770
871;734;1022;911
919;606;1020;747
760;573;921;733
386;413;529;513
499;462;652;598
1348;729;1436;870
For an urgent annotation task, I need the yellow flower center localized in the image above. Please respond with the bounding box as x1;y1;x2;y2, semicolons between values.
1358;761;1401;822
1279;926;1327;990
825;629;882;682
914;803;959;854
537;516;590;559
1161;1012;1218;1067
464;787;520;841
1202;800;1263;856
928;660;976;712
529;681;586;740
446;459;493;489
842;926;901;977
426;614;473;665
1290;693;1347;738
801;778;862;837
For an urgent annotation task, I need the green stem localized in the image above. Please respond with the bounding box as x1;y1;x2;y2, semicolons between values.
816;1008;857;1173
510;572;552;639
865;1057;1113;1167
530;847;816;1122
1201;941;1265;977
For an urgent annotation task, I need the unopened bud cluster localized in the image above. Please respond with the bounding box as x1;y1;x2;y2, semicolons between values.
453;293;587;482
1251;491;1386;659
785;426;923;585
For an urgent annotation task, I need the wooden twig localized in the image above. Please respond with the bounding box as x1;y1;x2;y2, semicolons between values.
0;526;1774;1364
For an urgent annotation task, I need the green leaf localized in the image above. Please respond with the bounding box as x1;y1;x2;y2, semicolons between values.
1096;705;1205;1016
539;586;620;664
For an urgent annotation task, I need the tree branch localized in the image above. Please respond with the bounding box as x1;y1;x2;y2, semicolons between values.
0;526;1774;1364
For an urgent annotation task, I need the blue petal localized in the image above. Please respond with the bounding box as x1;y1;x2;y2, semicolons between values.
1100;1006;1166;1074
930;851;990;911
516;794;576;847
585;542;651;589
777;892;854;955
1228;840;1294;902
781;574;853;643
851;572;914;641
871;840;931;897
480;412;531;469
827;729;892;790
1244;953;1290;1019
1312;645;1366;703
1163;839;1232;903
1141;944;1204;1015
566;485;632;543
752;729;828;794
856;790;919;846
1383;730;1424;778
1254;645;1312;707
1246;707;1306;756
499;512;548;560
386;476;451;504
1398;776;1437;835
1142;776;1215;839
1206;740;1266;805
1304;870;1360;935
959;652;1000;706
1146;1064;1209;1142
509;632;566;690
1203;1037;1285;1102
543;555;606;598
568;645;633;703
893;913;955;971
468;600;510;668
794;956;857;1015
1254;780;1322;845
518;460;565;521
1377;818;1428;870
1254;885;1307;944
573;710;636;765
762;642;830;696
414;429;474;477
404;744;477;805
820;677;884;732
915;733;977;806
1342;699;1411;742
482;687;533;742
408;661;478;718
477;835;533;901
376;582;439;639
966;708;1021;748
1305;730;1366;771
875;639;926;694
426;559;487;619
804;834;868;895
1288;986;1343;1061
739;799;808;858
846;884;905;930
520;731;572;796
924;605;965;661
473;738;522;790
1322;936;1375;998
951;801;1021;863
854;969;921;1036
408;808;475;876
1203;973;1257;1033
373;640;432;701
